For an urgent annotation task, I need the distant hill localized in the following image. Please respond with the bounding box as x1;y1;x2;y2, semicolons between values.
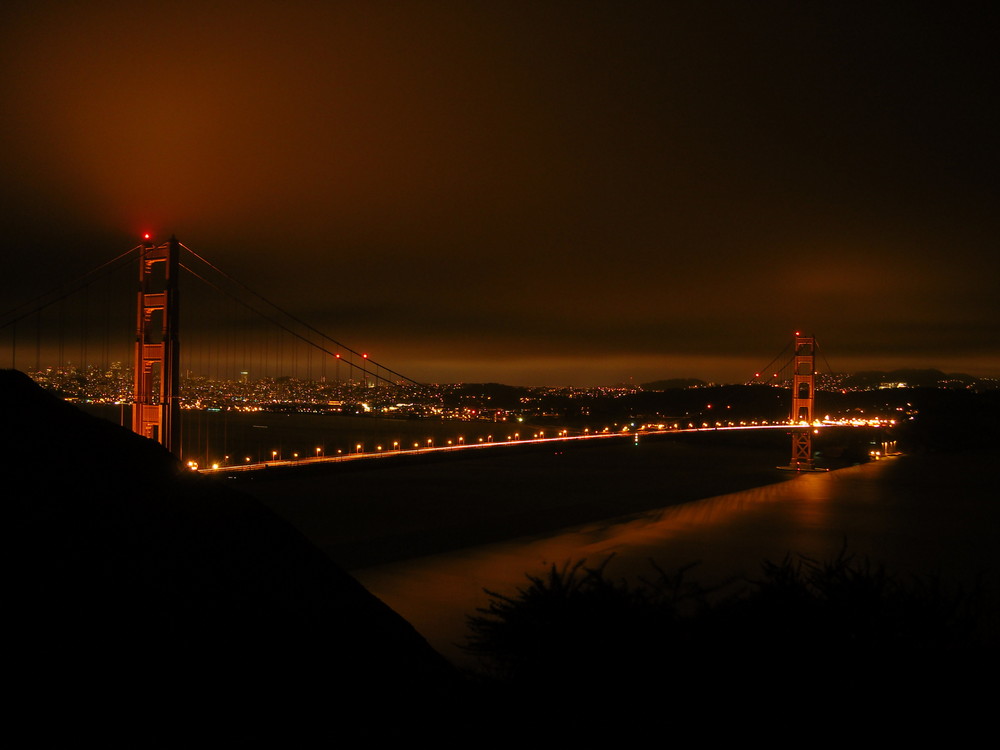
640;378;708;390
842;369;981;389
2;369;464;741
638;370;990;391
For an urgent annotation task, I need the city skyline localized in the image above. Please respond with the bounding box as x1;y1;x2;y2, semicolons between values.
2;2;997;386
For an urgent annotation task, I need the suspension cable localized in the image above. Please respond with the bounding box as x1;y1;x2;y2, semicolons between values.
179;243;423;386
815;338;835;375
0;245;141;330
179;262;404;387
749;338;792;383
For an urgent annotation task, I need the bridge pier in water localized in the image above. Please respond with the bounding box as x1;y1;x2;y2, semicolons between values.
779;333;826;472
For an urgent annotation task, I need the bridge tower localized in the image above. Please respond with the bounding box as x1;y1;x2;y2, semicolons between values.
132;235;181;455
786;333;816;470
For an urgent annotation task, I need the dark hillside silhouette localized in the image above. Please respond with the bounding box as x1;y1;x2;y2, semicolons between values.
3;369;462;741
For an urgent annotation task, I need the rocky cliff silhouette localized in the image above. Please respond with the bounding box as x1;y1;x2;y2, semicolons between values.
3;369;463;741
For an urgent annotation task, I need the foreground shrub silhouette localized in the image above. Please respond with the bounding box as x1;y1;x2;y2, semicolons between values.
464;557;712;686
464;550;995;697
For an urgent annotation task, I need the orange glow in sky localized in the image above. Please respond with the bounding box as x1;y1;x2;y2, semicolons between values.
1;2;997;384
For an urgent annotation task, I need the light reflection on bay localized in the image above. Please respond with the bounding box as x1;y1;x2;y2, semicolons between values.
355;454;999;668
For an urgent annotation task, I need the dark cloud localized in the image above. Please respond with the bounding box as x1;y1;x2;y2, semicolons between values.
2;1;997;384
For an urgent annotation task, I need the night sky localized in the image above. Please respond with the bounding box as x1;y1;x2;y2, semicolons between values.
2;2;997;386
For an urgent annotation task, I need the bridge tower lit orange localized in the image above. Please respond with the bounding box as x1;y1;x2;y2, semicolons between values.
787;332;815;470
131;235;181;455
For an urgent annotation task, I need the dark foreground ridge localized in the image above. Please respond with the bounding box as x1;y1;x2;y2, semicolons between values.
3;369;466;741
7;369;998;742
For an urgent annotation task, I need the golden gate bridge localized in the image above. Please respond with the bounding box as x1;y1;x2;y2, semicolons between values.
1;236;856;472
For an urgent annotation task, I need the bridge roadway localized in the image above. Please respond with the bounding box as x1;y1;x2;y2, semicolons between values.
197;420;886;475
